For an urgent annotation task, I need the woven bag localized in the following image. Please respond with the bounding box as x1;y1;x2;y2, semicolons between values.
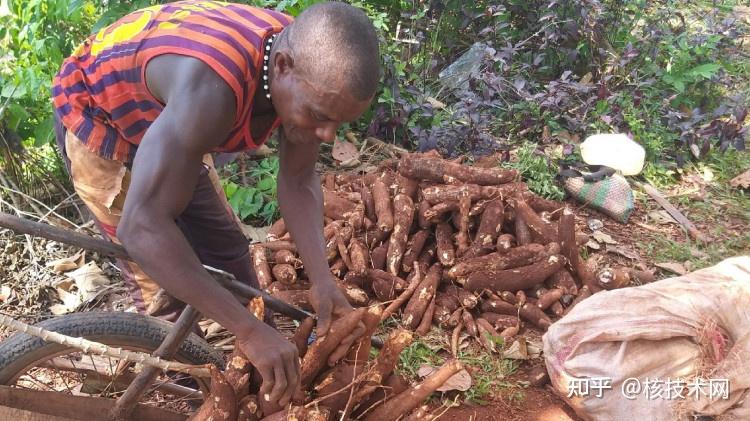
560;166;634;223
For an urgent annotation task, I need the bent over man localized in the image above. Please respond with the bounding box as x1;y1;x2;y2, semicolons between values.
52;0;379;406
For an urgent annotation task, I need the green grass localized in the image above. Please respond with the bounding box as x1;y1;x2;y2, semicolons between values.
458;351;521;405
637;148;750;271
397;337;444;379
641;231;750;266
393;329;522;406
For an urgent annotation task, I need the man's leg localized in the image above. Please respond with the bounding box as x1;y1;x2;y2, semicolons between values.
62;131;162;316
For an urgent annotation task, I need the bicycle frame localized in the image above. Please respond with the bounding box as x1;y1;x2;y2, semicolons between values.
0;212;385;419
0;211;313;420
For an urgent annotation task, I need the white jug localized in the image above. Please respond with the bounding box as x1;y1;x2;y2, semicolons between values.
580;133;646;176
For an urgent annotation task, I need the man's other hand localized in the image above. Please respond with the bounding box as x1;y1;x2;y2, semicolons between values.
235;322;300;406
309;280;365;364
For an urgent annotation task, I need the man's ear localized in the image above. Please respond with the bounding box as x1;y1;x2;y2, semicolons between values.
273;50;294;76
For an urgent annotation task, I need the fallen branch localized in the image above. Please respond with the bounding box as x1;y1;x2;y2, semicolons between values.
0;313;211;377
637;181;708;242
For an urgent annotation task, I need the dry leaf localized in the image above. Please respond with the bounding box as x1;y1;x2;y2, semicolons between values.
53;278;76;294
527;340;543;358
502;338;529;360
49;305;70;315
592;231;617;245
655;262;688;275
647;210;678;225
67;262;111;301
417;365;472;391
46;251;85;273
606;245;640;260
240;224;270;243
580;72;593;85
502;337;542;360
0;285;13;302
425;97;446;109
586;240;601;250
50;289;82;315
416;365;434;378
332;138;359;163
251;144;274;157
339;158;361;168
730;169;750;189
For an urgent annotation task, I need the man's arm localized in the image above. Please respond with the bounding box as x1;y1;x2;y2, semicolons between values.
276;131;362;345
118;56;298;405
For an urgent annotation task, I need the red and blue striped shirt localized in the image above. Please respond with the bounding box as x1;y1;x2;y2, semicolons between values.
52;0;292;162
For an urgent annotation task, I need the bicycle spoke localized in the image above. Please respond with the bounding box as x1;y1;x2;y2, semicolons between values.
104;355;120;395
57;366;75;394
169;391;204;404
87;354;98;376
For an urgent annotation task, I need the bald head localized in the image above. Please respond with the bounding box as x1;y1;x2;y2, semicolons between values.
280;2;380;100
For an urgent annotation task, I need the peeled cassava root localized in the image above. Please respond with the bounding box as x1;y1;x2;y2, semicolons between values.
192;304;465;420
363;359;464;421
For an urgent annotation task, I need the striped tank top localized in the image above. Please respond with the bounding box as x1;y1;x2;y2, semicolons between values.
52;0;292;163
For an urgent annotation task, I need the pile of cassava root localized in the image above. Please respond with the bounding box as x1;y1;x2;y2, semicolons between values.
203;150;649;420
191;296;464;420
254;151;634;339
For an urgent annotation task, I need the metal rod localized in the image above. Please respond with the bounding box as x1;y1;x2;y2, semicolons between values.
110;306;201;420
0;211;129;259
0;211;313;321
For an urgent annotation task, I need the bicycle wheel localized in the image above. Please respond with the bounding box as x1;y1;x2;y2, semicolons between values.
0;311;225;414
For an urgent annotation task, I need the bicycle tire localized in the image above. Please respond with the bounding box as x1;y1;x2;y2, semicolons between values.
0;311;225;384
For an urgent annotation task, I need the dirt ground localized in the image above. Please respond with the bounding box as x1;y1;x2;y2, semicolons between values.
441;387;580;421
1;153;747;420
427;351;581;421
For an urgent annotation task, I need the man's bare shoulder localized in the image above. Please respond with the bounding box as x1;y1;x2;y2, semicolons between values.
143;54;237;153
145;54;235;113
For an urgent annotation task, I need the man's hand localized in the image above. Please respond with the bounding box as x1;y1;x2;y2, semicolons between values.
309;280;365;363
235;322;300;406
275;125;365;363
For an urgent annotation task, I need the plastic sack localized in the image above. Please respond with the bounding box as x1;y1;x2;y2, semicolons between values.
543;256;750;421
438;42;490;91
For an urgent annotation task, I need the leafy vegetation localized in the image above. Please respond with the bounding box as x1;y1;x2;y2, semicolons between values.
222;156;280;224
363;0;747;164
503;142;565;200
2;0;748;222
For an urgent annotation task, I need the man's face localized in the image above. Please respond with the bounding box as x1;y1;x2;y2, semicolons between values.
270;62;372;146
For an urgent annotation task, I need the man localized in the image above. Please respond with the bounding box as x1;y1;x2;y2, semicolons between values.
52;0;379;407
